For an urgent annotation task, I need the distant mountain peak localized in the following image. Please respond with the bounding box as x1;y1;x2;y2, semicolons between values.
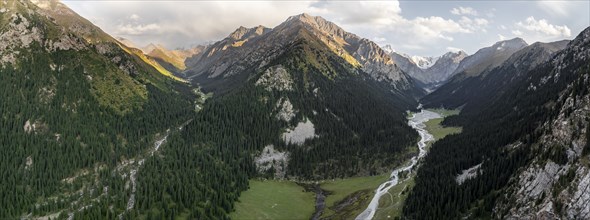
441;50;468;63
142;43;162;54
116;36;139;49
186;13;421;96
410;56;439;69
227;25;270;41
282;13;349;37
443;50;468;57
493;37;528;51
382;45;395;54
287;13;316;22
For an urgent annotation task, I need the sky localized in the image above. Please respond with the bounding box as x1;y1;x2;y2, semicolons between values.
63;0;590;57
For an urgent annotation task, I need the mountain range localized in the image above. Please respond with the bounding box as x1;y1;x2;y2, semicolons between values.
1;1;589;219
389;49;468;91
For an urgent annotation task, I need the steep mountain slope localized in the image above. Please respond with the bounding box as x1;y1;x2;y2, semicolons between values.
184;25;271;83
143;43;205;71
0;0;195;218
422;38;528;108
390;50;467;90
185;13;424;99
492;30;590;220
115;37;204;79
31;0;186;83
455;38;528;76
404;27;590;219
116;36;138;49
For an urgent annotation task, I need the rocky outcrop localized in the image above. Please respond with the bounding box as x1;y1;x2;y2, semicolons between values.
254;145;289;179
23;119;47;134
456;163;482;185
255;65;293;92
282;118;317;145
494;29;590;219
275;98;296;122
0;11;43;67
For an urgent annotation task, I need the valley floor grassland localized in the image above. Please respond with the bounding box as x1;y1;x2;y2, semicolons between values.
428;108;461;117
424;118;462;141
231;109;461;220
230;175;388;220
320;175;389;219
373;108;461;219
230;180;315;220
424;108;462;141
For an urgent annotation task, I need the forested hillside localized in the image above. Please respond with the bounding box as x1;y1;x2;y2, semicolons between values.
404;27;590;219
0;0;194;218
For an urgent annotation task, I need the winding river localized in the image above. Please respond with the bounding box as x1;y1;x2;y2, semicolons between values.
355;109;442;220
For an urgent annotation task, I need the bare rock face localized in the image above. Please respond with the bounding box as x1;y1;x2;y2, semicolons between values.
496;95;589;219
456;163;482;185
23;119;48;134
493;32;590;218
567;168;590;219
24;120;33;133
255;65;293;92
282;118;317;145
44;33;86;52
0;12;43;67
25;156;33;170
254;145;289;179
275;98;296;122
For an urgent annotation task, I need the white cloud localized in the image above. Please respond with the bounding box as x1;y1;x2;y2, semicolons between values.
117;23;161;35
512;30;523;36
63;0;587;57
129;14;140;21
458;16;489;32
64;1;314;48
485;8;496;18
498;34;506;41
309;1;401;26
450;7;478;16
311;2;473;45
372;37;387;43
516;16;571;37
394;16;470;43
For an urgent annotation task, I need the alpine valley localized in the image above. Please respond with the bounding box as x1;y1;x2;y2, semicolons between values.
1;1;589;220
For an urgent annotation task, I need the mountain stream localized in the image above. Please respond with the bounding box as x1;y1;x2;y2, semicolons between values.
355;109;441;220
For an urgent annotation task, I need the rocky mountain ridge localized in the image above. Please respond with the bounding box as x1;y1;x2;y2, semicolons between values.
389;49;468;90
184;13;423;97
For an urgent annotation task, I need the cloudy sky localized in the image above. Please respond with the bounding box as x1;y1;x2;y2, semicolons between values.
63;0;589;57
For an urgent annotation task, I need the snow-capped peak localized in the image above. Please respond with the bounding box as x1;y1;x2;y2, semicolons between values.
382;44;395;54
410;56;439;69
